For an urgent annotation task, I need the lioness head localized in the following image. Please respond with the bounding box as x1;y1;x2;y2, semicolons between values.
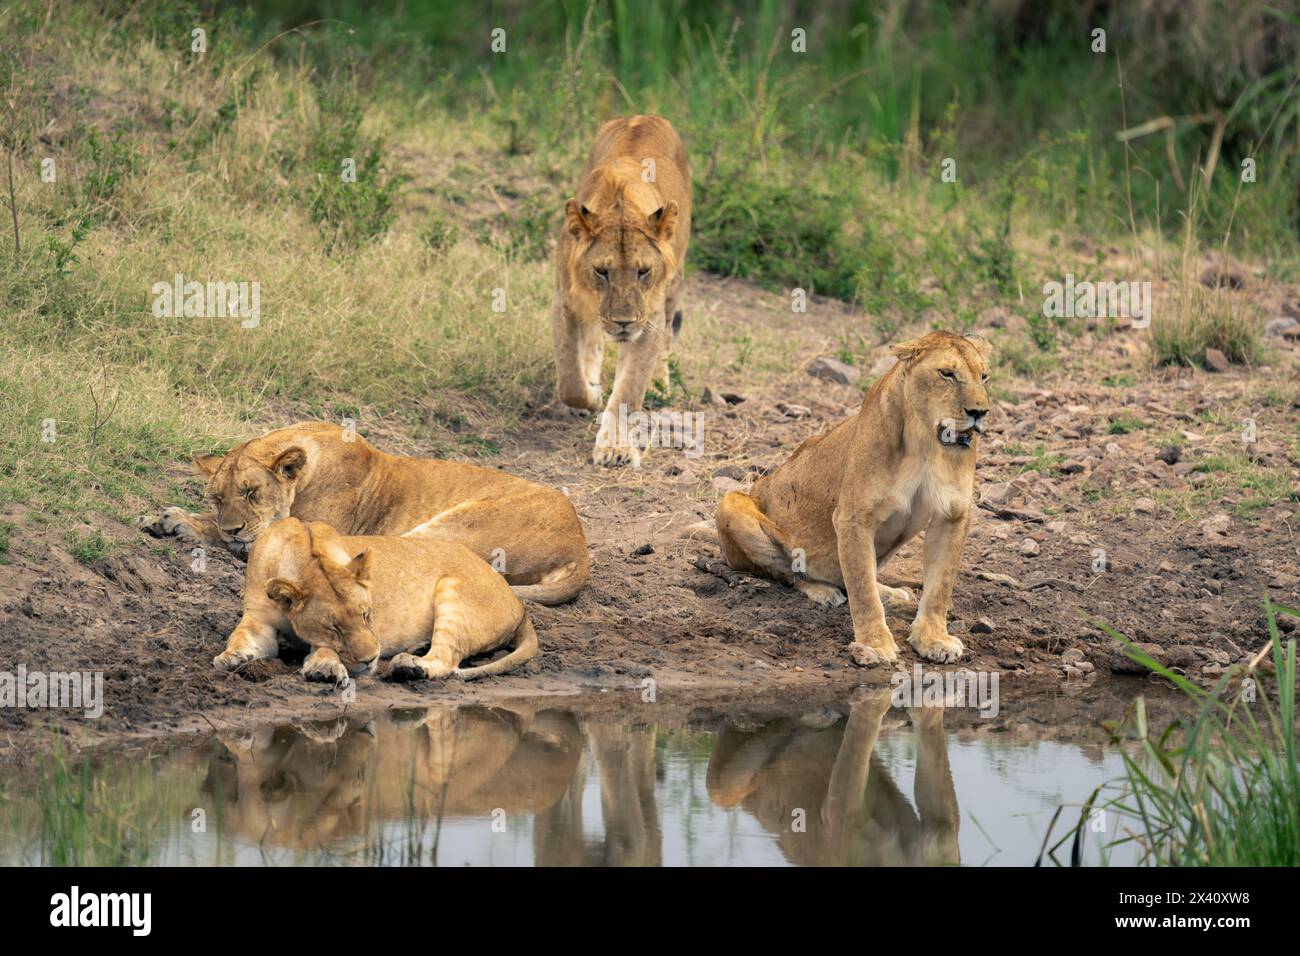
565;194;679;342
891;332;993;450
265;531;380;675
195;444;307;555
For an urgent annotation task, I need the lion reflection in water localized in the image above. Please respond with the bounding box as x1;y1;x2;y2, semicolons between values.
201;694;956;866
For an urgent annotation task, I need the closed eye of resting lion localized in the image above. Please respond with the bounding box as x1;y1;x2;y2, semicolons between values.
214;517;538;682
716;331;992;666
552;114;692;467
141;421;588;605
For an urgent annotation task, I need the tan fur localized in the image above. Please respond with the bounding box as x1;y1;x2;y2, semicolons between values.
214;518;538;682
202;707;585;850
551;115;692;467
142;421;588;604
716;331;993;666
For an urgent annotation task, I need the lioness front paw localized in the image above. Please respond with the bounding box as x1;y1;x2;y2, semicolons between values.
388;653;454;682
797;580;847;607
591;435;641;468
847;623;900;667
140;506;202;543
213;648;254;671
302;655;349;684
909;619;965;663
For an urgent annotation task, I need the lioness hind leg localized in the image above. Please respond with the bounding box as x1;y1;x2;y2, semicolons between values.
387;577;482;683
715;491;845;604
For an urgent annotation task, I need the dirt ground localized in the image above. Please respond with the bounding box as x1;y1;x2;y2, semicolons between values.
2;266;1299;762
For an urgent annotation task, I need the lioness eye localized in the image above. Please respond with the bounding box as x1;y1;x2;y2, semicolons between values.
594;267;609;281
637;266;650;280
939;369;958;381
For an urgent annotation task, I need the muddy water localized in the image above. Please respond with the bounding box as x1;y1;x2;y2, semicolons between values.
0;696;1138;866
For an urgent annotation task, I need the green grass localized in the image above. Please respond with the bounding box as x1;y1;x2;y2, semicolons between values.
1060;602;1300;867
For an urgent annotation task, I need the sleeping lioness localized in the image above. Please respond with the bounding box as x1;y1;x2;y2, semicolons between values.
552;114;692;467
716;331;992;666
142;422;588;605
214;517;538;682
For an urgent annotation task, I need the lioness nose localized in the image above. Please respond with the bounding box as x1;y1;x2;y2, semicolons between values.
966;408;988;420
613;318;634;329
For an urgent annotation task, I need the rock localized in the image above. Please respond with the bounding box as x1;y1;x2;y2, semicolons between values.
710;476;744;494
1061;647;1085;665
630;543;654;556
702;386;729;406
982;481;1013;505
970;617;995;634
1108;642;1164;675
1063;665;1085;680
1200;513;1231;537
1203;348;1230;373
1019;538;1040;557
775;401;812;419
712;465;747;481
807;356;861;386
1133;497;1157;514
1172;460;1197;477
1265;317;1299;339
1156;445;1181;465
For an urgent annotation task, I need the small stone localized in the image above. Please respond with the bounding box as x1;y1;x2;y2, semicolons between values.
970;617;995;634
631;543;654;556
776;401;812;419
1019;538;1040;557
807;356;861;386
1061;647;1085;665
712;465;747;481
702;386;728;406
1203;348;1230;373
711;476;744;494
1265;317;1299;339
1133;497;1157;514
1200;513;1231;537
1156;445;1181;465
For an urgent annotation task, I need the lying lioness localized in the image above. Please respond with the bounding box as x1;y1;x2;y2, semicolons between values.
716;331;992;666
214;518;538;682
552;114;692;467
143;422;588;604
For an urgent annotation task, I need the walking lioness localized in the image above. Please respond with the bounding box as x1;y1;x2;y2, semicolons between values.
214;518;538;682
142;422;588;604
716;332;992;666
552;114;691;467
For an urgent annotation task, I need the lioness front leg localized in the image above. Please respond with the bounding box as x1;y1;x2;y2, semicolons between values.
389;578;470;681
140;506;225;549
833;515;899;666
553;301;604;412
593;328;661;467
214;616;278;671
908;511;970;663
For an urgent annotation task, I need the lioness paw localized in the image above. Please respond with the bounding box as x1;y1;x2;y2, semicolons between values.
591;437;641;469
388;653;454;682
909;620;965;663
213;649;254;671
140;506;200;542
797;580;847;608
848;640;899;668
302;656;349;684
878;584;917;610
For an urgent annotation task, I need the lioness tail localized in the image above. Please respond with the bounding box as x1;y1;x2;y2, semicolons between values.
455;614;540;681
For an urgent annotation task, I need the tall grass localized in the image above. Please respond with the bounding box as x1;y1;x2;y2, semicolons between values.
1064;601;1299;867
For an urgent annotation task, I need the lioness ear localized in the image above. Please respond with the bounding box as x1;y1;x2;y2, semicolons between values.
565;199;594;239
271;447;306;482
348;550;371;587
890;338;926;364
194;454;224;478
651;200;678;241
266;578;304;613
963;333;994;359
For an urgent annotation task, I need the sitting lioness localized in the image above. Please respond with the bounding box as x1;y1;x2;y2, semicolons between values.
143;422;588;604
716;331;992;666
552;114;691;467
214;517;538;682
